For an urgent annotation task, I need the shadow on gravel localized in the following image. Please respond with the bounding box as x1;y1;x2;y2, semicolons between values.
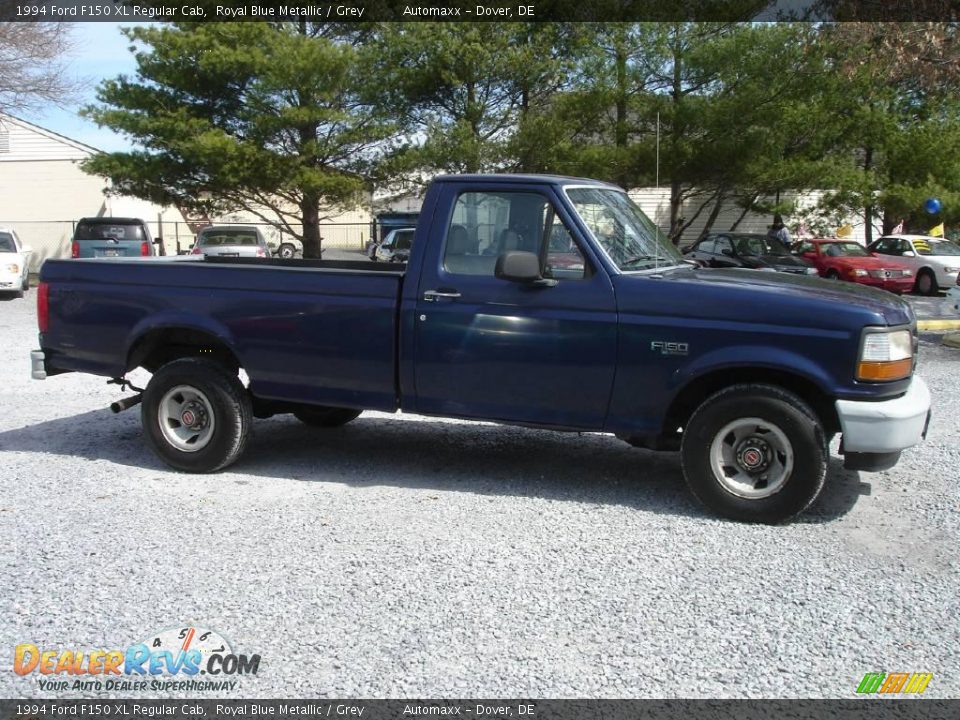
0;409;862;522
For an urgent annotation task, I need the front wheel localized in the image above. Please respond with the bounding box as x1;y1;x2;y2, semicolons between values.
278;243;297;259
680;384;827;523
915;270;938;296
294;406;362;427
142;359;252;472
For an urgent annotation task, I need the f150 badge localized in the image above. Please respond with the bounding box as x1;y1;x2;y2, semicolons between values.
651;341;689;356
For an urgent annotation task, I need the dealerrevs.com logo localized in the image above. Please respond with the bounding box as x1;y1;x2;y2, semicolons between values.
14;625;261;692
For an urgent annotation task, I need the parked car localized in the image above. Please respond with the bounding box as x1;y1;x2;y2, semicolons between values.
191;226;269;258
796;238;914;293
71;217;155;258
867;234;960;296
374;228;415;263
31;174;931;524
0;227;32;297
685;233;818;275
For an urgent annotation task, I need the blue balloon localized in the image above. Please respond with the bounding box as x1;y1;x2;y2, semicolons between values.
925;197;942;214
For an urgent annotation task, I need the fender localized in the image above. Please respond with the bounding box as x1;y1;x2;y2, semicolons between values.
670;344;838;399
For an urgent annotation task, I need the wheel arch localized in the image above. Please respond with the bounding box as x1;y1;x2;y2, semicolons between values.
663;366;840;441
126;318;243;375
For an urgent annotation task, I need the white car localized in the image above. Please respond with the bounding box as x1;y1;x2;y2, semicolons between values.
0;227;32;298
868;234;960;295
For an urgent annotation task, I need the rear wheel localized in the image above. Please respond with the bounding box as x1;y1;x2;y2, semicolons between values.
294;406;362;427
278;243;297;259
142;359;252;472
680;384;827;523
825;269;840;280
915;269;938;296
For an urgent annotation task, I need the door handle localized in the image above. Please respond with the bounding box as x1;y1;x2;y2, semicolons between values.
423;289;461;302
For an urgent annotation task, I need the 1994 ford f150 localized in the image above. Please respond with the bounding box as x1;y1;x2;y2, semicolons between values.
31;175;932;523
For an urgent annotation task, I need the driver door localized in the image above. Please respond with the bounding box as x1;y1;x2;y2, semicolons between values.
412;185;618;429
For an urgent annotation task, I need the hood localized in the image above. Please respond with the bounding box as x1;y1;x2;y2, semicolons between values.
616;265;914;328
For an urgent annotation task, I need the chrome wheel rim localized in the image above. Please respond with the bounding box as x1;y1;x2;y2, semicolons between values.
158;385;216;452
709;417;794;499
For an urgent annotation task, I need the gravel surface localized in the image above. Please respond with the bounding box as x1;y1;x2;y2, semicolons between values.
1;289;958;699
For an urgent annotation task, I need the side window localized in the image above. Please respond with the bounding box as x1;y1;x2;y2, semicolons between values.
443;191;587;279
698;238;716;254
797;241;815;255
715;237;733;255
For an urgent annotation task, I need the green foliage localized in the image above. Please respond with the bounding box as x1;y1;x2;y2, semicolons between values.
82;22;395;257
82;20;960;249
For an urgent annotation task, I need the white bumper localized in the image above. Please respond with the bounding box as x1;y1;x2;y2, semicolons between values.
947;286;960;313
836;376;931;454
0;268;23;291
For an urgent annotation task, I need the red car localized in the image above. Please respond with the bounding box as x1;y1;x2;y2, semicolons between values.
796;238;915;293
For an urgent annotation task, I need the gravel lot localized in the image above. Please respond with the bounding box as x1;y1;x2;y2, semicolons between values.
1;288;958;699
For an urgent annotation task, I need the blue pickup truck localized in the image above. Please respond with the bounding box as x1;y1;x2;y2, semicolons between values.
31;175;931;522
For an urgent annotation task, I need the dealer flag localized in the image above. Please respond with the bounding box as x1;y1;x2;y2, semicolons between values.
929;223;945;237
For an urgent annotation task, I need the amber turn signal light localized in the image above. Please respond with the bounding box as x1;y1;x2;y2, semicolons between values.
857;358;912;381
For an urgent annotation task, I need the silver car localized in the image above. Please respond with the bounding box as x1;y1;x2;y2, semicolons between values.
191;226;269;258
869;234;960;295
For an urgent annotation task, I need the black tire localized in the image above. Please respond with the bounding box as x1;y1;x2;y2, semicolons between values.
278;243;297;259
915;269;938;296
680;384;827;523
23;274;30;291
142;358;252;472
825;269;840;280
293;406;362;427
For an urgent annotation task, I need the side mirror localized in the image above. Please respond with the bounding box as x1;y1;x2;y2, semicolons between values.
22;245;33;254
721;248;734;257
495;251;540;281
495;251;556;287
902;250;916;257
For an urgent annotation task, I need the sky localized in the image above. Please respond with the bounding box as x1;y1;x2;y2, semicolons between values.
30;22;144;152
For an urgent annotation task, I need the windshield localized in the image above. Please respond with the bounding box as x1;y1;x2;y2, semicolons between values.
913;238;960;256
822;241;870;258
393;230;414;250
566;187;684;271
0;233;15;253
199;229;260;246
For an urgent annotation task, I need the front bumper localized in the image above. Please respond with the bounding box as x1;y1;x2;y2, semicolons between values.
836;376;931;455
31;349;47;380
0;271;24;291
854;275;915;293
946;285;960;313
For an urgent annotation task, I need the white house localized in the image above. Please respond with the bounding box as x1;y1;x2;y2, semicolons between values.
0;113;192;269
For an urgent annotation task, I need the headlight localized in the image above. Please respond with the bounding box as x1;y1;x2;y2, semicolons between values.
857;328;913;381
6;264;18;274
903;269;913;276
943;266;960;273
804;267;819;275
849;268;868;277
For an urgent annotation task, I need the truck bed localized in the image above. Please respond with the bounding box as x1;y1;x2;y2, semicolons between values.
39;256;405;411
